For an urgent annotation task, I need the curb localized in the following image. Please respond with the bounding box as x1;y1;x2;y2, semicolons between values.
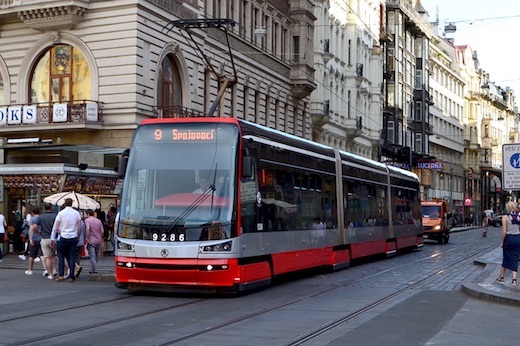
461;262;520;306
462;282;520;307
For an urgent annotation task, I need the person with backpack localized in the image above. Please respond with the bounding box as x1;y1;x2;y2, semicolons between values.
497;201;520;287
35;203;57;279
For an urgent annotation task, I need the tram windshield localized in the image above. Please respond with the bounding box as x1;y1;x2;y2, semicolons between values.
118;122;239;241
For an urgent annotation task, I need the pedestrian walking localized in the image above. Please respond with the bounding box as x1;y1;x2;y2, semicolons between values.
482;213;488;237
0;211;7;264
84;209;104;274
497;201;520;287
95;208;106;257
106;206;117;255
25;206;42;275
35;203;57;279
18;206;33;261
74;214;86;278
54;198;82;282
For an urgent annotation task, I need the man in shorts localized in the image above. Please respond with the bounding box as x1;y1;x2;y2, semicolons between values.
35;203;57;279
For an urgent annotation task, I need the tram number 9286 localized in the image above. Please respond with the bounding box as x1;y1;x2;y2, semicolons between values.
151;231;186;242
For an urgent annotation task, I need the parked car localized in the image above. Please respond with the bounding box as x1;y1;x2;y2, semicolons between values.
490;215;504;227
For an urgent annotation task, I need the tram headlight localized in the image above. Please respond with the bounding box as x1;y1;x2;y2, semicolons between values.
200;241;232;252
116;240;133;251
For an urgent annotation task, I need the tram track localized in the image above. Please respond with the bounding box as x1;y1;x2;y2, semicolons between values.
283;239;498;345
5;297;208;346
154;232;499;345
6;230;497;345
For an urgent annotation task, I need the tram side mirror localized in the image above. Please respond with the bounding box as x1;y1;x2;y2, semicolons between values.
242;156;254;179
117;149;130;178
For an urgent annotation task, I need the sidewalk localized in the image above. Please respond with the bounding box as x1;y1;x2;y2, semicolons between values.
462;247;520;306
0;252;115;282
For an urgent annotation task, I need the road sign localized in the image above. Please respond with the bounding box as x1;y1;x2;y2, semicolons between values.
502;144;520;190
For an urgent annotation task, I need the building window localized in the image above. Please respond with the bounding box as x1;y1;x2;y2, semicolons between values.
157;54;182;111
292;36;300;63
415;133;422;152
30;45;91;104
415;69;422;89
415;101;422;121
387;120;395;144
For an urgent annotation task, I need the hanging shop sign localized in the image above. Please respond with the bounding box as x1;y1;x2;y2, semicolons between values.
63;175;119;195
86;102;98;121
417;161;443;170
0;106;38;125
1;174;63;194
52;103;68;122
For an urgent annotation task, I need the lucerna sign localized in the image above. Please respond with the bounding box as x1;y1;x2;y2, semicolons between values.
417;162;443;170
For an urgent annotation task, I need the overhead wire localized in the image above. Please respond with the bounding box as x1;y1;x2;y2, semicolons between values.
162;8;518;144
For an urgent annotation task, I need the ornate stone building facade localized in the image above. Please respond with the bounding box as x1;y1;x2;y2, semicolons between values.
0;0;317;225
0;0;518;231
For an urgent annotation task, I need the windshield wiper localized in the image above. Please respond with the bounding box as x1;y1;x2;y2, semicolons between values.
164;183;217;233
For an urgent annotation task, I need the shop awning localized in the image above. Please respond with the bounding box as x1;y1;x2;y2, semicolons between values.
0;163;118;176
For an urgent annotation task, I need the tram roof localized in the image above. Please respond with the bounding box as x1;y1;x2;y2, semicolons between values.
239;120;418;181
239;120;333;154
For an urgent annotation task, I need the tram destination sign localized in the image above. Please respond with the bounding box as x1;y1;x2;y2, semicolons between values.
502;143;520;190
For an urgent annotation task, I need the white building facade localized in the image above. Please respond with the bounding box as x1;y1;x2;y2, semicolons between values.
310;0;384;159
425;35;465;211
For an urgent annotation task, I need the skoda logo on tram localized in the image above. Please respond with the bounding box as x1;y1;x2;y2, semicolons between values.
160;249;169;257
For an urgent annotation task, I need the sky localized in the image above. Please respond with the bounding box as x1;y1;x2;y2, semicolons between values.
421;0;520;97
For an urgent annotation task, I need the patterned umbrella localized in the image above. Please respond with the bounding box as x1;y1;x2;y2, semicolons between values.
43;191;100;210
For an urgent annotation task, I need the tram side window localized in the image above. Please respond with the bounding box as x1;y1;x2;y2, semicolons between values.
393;188;416;224
257;168;334;231
344;180;384;227
318;177;336;228
259;169;297;231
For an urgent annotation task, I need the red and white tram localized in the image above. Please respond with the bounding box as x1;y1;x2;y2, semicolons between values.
114;117;423;292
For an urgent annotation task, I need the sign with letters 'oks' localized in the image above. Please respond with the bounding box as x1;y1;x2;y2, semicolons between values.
0;106;37;125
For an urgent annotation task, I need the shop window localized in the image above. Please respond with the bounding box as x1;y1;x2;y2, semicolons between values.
30;45;91;104
157;54;182;116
